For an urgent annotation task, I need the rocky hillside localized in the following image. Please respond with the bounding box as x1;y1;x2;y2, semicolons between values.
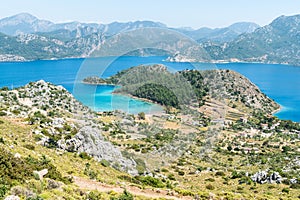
202;14;300;65
2;13;300;65
0;31;105;60
0;80;137;175
201;69;279;113
0;79;299;199
1;13;300;65
0;13;260;62
83;65;279;116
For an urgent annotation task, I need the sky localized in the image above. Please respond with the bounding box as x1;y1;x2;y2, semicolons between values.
1;0;300;29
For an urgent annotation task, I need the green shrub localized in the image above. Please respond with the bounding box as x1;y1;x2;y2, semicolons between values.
161;168;168;173
231;170;243;179
174;188;194;196
79;152;91;160
12;110;20;115
41;128;49;135
215;171;225;176
0;87;9;91
0;184;8;198
63;123;72;131
282;145;292;153
205;184;215;190
239;176;252;185
237;186;243;191
197;166;204;172
0;148;67;196
118;175;133;182
102;126;109;131
167;173;176;181
0;111;6;116
178;171;185;176
134;158;146;175
205;178;215;182
88;190;103;200
137;112;146;120
268;185;276;189
111;189;134;200
100;159;110;167
84;163;97;180
290;183;300;189
135;176;165;188
227;145;233;151
23;144;35;150
282;188;289;193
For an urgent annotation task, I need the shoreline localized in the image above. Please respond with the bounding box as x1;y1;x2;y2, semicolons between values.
112;91;163;106
272;105;282;115
272;104;289;115
82;80;164;107
1;56;299;67
82;79;285;119
112;90;166;115
81;81;166;115
81;81;118;87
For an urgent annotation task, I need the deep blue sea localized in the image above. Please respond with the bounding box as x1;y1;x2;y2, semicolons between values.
0;56;299;121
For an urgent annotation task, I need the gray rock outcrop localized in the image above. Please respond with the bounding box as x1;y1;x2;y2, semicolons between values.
58;124;138;175
251;171;282;184
0;80;138;175
4;196;20;200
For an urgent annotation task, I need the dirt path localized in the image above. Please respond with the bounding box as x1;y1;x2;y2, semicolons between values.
73;176;192;200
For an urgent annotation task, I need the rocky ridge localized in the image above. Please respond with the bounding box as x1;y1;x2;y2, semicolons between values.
0;80;137;175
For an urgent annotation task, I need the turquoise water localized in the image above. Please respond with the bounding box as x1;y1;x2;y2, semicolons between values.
0;56;299;121
217;63;300;121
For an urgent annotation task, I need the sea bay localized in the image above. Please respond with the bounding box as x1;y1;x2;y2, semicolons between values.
0;56;299;121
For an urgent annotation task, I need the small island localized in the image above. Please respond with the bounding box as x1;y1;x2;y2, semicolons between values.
82;76;107;85
83;64;279;114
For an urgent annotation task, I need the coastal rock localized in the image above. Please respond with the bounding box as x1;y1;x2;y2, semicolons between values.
0;54;26;62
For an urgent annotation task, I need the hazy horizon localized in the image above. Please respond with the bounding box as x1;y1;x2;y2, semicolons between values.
0;0;300;29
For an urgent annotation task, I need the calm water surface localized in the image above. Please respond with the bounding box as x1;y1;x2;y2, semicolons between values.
0;57;299;120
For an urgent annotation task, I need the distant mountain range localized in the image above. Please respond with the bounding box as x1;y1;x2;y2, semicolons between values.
0;13;167;37
176;22;259;43
0;13;300;66
202;14;300;65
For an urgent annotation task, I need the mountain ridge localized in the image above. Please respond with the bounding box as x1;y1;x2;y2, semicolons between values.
1;13;300;66
0;13;167;36
201;14;300;65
